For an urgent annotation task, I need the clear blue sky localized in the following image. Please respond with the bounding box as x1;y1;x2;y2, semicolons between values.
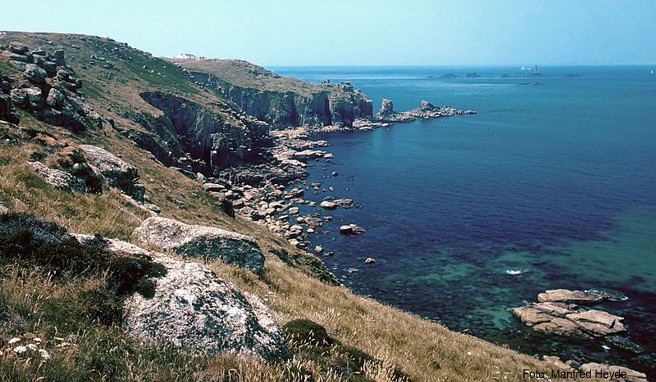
2;0;654;66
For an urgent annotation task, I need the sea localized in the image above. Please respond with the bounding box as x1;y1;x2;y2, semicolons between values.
271;65;656;376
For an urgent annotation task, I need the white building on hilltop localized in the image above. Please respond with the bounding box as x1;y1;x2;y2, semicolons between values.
174;53;198;60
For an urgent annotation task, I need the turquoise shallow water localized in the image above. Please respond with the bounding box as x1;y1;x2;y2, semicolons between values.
272;66;656;375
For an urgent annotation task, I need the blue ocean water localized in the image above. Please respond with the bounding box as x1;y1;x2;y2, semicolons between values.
272;66;656;373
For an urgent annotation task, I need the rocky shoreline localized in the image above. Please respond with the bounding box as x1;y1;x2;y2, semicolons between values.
191;98;476;254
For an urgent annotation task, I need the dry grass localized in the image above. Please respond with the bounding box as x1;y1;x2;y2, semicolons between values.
208;256;588;382
0;143;147;240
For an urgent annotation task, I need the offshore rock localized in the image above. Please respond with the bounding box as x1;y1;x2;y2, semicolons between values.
513;290;627;338
75;236;287;361
339;224;366;235
133;217;265;273
319;200;337;210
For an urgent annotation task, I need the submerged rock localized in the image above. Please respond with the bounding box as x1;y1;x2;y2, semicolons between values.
537;289;625;304
133;217;265;273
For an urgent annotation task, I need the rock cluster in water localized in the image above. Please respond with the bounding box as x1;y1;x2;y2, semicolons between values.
513;289;627;338
367;99;476;126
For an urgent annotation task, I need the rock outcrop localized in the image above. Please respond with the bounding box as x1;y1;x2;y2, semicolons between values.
374;99;476;123
374;98;415;123
76;236;287;361
537;289;625;304
513;289;628;338
138;91;273;176
79;145;144;201
0;42;103;131
339;224;366;235
133;217;265;273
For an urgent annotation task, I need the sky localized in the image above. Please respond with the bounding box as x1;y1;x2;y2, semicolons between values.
1;0;655;66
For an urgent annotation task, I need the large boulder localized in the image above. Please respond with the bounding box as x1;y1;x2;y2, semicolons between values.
76;236;286;361
24;64;48;84
46;88;66;108
133;217;265;273
79;145;144;201
11;87;44;110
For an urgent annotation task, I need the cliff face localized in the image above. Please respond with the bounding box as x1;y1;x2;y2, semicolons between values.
174;60;373;129
139;91;273;175
192;71;330;128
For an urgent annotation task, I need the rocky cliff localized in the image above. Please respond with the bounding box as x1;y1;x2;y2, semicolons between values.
172;59;373;129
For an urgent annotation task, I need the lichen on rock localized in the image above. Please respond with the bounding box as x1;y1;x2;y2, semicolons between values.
100;238;286;361
133;216;265;273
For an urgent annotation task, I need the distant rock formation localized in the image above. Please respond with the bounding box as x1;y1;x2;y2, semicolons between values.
374;99;476;123
173;59;373;129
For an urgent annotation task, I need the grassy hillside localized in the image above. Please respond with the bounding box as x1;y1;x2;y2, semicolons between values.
0;32;594;381
171;58;326;98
